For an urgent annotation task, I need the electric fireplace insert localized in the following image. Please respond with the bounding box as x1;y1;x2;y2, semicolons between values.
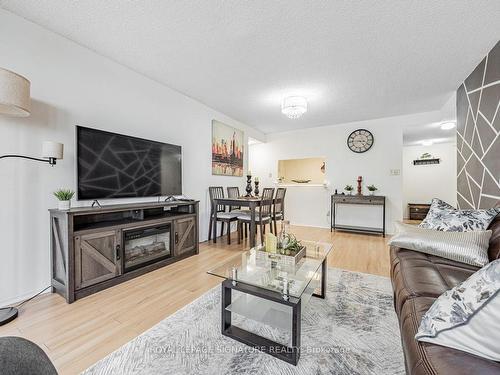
123;224;172;272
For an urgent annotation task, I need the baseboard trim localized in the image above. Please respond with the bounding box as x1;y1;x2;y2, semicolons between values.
0;288;51;308
289;223;331;229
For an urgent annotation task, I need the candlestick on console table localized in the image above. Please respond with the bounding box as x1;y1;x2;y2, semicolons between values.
357;176;363;195
254;178;260;196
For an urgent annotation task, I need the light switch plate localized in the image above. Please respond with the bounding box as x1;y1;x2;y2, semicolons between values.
390;169;401;176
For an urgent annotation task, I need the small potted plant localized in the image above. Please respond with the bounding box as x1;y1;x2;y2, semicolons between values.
367;184;378;196
344;185;354;195
54;189;75;210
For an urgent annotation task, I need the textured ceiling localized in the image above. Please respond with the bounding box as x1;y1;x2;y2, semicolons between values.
1;1;499;133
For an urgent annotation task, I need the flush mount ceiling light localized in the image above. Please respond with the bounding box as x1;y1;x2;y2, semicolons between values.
281;96;307;119
421;140;433;146
440;121;456;130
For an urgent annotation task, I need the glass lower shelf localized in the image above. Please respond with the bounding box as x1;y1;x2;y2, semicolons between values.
226;291;292;332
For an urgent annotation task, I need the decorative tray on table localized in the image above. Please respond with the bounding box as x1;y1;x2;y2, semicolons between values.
256;246;306;268
255;233;306;267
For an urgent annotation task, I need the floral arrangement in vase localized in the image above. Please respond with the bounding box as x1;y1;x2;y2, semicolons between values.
344;185;354;195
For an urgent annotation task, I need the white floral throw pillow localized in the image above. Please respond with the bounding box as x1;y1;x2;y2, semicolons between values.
416;259;500;361
419;198;500;232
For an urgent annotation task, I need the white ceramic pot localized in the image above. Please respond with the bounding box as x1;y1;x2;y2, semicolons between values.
58;200;70;210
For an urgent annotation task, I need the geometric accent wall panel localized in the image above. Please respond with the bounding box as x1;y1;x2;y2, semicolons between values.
456;40;500;209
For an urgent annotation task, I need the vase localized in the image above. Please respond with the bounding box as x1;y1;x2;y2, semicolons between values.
58;200;70;210
370;191;375;196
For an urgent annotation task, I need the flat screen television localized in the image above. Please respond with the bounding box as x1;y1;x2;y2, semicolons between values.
77;126;182;200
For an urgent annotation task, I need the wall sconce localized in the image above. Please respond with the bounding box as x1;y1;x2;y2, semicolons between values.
0;68;63;165
0;141;64;166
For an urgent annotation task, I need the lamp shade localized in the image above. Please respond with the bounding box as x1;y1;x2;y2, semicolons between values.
42;141;64;160
0;68;31;117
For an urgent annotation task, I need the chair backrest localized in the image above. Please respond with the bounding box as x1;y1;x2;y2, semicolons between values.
227;187;241;211
208;186;225;213
274;187;287;217
227;187;240;198
260;188;275;216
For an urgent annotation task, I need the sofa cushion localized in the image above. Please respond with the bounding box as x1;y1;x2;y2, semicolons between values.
391;238;500;375
399;296;500;375
416;259;500;361
390;247;478;316
390;222;491;267
419;198;500;232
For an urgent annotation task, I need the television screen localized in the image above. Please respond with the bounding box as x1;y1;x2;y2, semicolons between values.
77;126;182;200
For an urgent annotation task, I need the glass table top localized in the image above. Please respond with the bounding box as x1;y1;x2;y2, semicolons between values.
208;241;333;298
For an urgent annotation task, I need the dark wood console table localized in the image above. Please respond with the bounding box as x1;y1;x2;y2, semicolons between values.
49;200;199;303
330;195;385;237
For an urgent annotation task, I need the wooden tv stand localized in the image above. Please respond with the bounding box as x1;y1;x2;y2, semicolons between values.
49;200;199;303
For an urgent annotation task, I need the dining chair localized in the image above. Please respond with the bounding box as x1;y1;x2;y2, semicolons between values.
208;186;239;244
237;187;275;246
227;186;250;237
272;187;287;234
227;187;243;212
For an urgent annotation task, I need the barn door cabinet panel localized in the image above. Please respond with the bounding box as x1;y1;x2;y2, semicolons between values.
74;230;121;290
174;216;197;256
49;200;199;303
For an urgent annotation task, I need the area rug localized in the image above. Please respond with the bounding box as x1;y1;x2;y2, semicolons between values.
82;268;404;375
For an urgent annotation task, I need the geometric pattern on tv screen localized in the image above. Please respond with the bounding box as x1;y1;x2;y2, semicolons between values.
77;126;182;200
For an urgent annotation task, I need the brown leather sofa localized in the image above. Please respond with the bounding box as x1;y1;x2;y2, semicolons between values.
390;216;500;375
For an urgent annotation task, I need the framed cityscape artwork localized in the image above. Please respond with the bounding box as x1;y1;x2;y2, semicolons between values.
211;120;244;176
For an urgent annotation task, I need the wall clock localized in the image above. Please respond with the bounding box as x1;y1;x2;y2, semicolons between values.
347;129;374;153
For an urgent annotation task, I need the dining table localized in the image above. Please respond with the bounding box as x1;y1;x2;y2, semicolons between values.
212;196;271;248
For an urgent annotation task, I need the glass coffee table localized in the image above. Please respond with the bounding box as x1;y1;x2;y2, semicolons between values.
208;241;333;365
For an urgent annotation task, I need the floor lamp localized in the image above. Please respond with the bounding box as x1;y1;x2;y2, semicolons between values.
0;67;64;325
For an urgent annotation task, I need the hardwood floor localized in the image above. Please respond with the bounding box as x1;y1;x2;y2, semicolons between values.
0;225;391;374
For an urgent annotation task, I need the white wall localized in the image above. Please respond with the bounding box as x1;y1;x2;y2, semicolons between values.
402;142;457;217
249;111;445;231
0;10;265;305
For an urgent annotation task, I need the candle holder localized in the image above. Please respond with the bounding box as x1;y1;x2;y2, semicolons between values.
282;277;289;301
245;175;253;197
254;179;260;196
357;175;363;195
231;267;238;286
